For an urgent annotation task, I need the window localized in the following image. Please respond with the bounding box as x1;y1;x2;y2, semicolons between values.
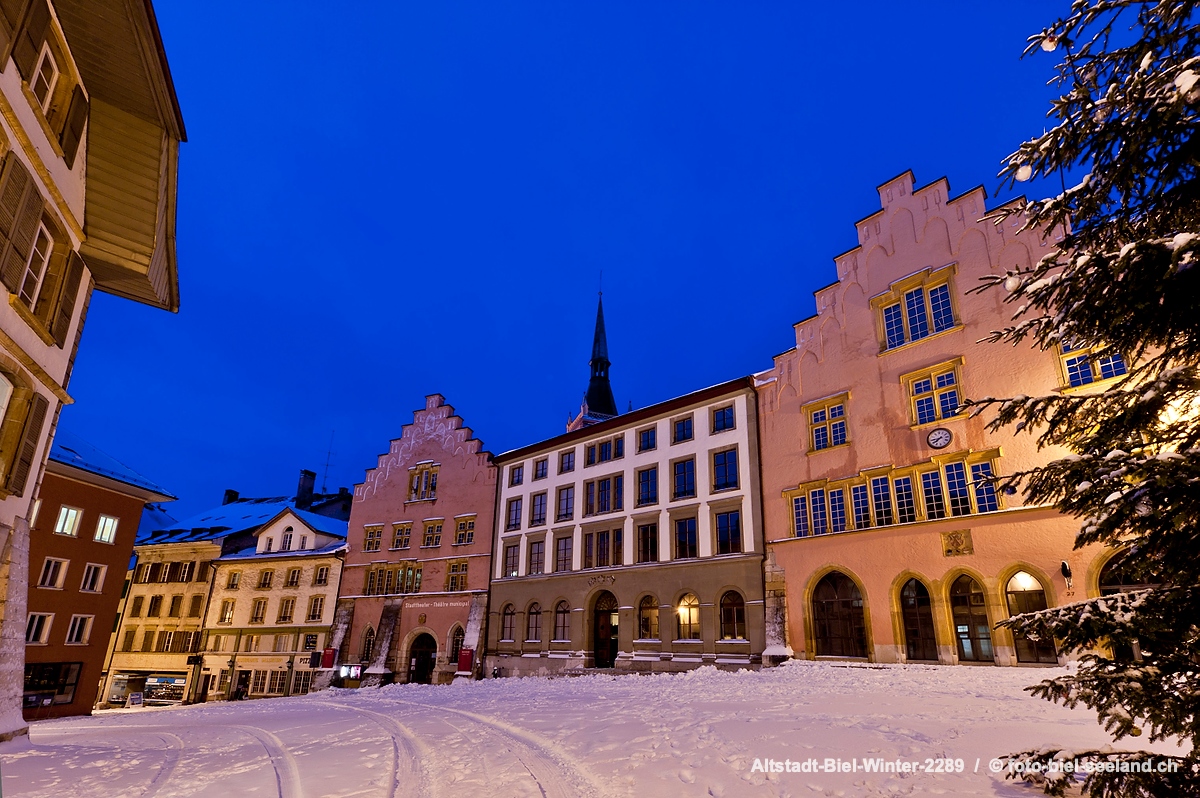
363;526;382;552
530;493;547;526
674;518;698;559
168;595;182;617
57;613;90;646
25;612;52;643
555;536;573;572
276;598;295;623
712;406;735;432
314;566;329;586
528;540;545;574
250;599;268;624
637;523;658;563
280;529;293;551
676;594;700;640
904;361;962;426
921;471;947;519
894;477;917;523
585;475;623;515
556;485;574;521
94;515;118;544
54;506;82;537
258;570;274;589
971;462;1000;513
122;628;137;651
503;545;519;578
264;538;274;552
285;568;301;588
129;596;144;617
188;595;203;618
533;458;548;480
141;630;154;651
16;224;52;311
871;477;894;526
559;450;575;474
792;495;808;537
584;531;594;569
506;498;522;531
392;523;412;549
454;517;475;545
510;465;524;486
554;601;571;640
37;557;67;589
716;510;741;554
720;592;746;640
637;467;658;506
672;459;696;499
599;441;611;462
501;605;516;640
227;571;241;589
526;603;542;641
672;416;693;444
876;272;957;351
409;464;439;501
307;596;325;622
299;536;308;550
292;671;314;696
422;522;443;547
450;627;465;663
586;445;596;466
638;596;659;639
806;396;848;451
828;488;847;533
713;449;739;491
638;427;656;452
147;595;163;617
219;600;235;624
1060;341;1128;387
30;43;59;113
586;530;619;569
445;561;468;591
179;561;196;582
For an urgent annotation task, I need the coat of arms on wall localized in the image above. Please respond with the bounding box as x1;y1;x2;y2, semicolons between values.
941;530;974;557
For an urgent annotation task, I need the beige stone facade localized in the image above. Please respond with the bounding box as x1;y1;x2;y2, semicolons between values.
486;379;766;676
200;510;345;701
755;171;1124;667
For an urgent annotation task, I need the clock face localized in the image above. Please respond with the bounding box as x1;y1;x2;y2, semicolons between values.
927;428;952;449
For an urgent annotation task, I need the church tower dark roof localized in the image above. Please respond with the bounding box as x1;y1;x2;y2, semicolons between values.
584;294;618;418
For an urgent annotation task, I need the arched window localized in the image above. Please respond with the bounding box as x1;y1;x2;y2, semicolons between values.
501;604;516;641
677;593;700;640
1005;571;1058;663
1099;552;1161;595
719;591;746;640
950;575;993;662
900;578;937;661
526;603;542;641
812;572;867;657
554;601;571;640
450;626;465;663
638;595;659;640
0;373;12;424
361;626;376;663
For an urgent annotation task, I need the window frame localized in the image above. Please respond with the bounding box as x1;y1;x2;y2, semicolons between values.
902;358;964;428
37;556;67;589
871;265;960;352
54;505;82;537
93;514;119;544
803;394;849;453
711;405;735;433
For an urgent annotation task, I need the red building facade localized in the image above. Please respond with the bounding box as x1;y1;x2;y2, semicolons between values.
327;395;496;686
24;433;172;719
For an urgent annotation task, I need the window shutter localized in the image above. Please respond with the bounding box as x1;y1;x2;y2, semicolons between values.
59;86;87;169
0;153;42;293
10;0;47;81
8;391;47;496
46;251;81;346
0;0;27;68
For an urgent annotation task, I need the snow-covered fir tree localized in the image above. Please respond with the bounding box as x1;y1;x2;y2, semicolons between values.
972;1;1200;795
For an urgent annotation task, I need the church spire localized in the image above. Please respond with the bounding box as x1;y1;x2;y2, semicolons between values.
584;293;618;418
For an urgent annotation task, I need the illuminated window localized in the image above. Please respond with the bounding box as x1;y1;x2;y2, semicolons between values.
904;360;963;426
873;267;958;351
676;594;700;640
409;464;439;501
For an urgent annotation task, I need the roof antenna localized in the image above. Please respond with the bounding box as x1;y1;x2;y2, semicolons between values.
321;430;335;494
599;269;603;297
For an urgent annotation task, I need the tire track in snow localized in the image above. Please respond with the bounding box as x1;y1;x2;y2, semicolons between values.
27;726;183;798
229;724;304;798
394;700;611;798
316;701;435;798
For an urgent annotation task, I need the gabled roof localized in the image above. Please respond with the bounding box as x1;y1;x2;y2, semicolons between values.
49;430;175;501
136;499;348;546
218;539;348;563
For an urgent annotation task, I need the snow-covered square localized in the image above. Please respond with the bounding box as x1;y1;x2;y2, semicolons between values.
1;662;1184;797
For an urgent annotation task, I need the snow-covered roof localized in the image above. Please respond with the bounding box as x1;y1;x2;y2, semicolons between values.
49;430;175;499
137;499;348;546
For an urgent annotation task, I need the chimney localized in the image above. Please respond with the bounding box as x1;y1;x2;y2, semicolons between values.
297;469;316;510
222;489;239;505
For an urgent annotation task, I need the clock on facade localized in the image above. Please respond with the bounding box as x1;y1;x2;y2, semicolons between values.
927;428;952;449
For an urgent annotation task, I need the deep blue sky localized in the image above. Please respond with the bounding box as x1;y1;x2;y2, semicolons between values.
61;1;1064;518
